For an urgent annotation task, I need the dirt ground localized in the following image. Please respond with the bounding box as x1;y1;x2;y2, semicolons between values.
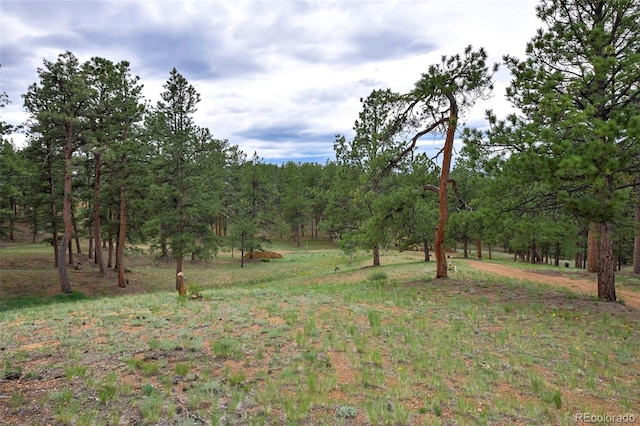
461;259;640;310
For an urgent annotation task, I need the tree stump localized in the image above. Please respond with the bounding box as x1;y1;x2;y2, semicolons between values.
177;272;187;296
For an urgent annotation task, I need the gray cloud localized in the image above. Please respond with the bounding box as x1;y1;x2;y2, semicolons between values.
1;0;541;162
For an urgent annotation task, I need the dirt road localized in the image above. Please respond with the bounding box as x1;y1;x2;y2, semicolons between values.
462;259;640;310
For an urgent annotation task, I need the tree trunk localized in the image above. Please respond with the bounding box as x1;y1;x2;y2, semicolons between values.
463;236;468;258
476;239;482;260
73;216;81;254
373;244;380;267
177;272;186;296
596;222;616;301
587;223;598;272
32;208;38;243
57;233;72;294
240;233;245;268
554;241;560;266
633;184;640;275
423;240;430;262
117;178;127;288
531;242;539;264
93;152;109;276
68;239;73;265
488;243;492;260
435;98;457;279
57;124;74;294
574;250;582;269
107;234;114;268
176;256;184;290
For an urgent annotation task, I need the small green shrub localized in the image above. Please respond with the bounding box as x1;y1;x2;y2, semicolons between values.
336;405;358;419
367;271;388;281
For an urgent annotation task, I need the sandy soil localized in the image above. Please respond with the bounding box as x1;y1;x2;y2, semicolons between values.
462;259;640;310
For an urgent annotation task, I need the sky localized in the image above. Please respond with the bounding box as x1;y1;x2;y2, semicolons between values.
0;0;541;164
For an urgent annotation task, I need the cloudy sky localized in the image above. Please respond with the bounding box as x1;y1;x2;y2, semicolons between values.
1;0;541;163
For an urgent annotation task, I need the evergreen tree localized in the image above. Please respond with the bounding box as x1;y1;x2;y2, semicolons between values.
333;89;409;266
149;68;206;289
487;0;640;300
23;52;93;293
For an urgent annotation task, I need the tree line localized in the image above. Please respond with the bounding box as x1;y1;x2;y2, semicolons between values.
1;0;638;300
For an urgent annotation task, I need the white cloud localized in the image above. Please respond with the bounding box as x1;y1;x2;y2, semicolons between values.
0;0;541;162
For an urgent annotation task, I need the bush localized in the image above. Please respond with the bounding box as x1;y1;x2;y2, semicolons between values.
367;271;388;281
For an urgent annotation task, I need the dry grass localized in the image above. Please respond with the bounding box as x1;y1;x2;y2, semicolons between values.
1;237;639;425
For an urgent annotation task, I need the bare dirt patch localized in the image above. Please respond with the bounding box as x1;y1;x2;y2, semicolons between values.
462;259;640;310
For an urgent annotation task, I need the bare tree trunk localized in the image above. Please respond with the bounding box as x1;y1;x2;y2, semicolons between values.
117;178;127;288
240;232;245;268
587;223;598;273
423;240;430;262
633;184;640;275
107;233;114;268
435;99;457;279
463;236;468;258
57;125;74;294
72;212;81;254
177;272;186;296
373;244;380;267
476;239;482;260
68;239;73;265
596;222;616;301
93;153;109;276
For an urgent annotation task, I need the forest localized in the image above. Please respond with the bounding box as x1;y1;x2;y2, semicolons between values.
1;0;639;303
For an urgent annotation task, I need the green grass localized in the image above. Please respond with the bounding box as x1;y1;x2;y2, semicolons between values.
0;241;639;425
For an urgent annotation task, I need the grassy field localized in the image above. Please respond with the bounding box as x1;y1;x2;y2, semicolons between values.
1;239;639;425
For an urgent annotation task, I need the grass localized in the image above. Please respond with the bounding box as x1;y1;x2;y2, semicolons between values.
0;240;639;425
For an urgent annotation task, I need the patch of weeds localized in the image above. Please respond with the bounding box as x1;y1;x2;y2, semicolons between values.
188;282;203;298
365;400;410;425
97;372;119;403
433;400;442;416
284;394;312;422
283;311;298;327
64;364;88;380
367;310;382;328
175;362;190;376
9;392;26;413
336;405;358;419
543;389;562;409
141;359;164;376
49;386;74;405
367;271;388;281
75;411;97;426
369;349;383;367
159;339;182;351
354;334;368;354
615;347;632;364
142;383;156;396
54;401;79;425
211;337;243;359
2;361;22;380
304;316;318;338
140;393;164;424
306;370;319;393
226;368;247;388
